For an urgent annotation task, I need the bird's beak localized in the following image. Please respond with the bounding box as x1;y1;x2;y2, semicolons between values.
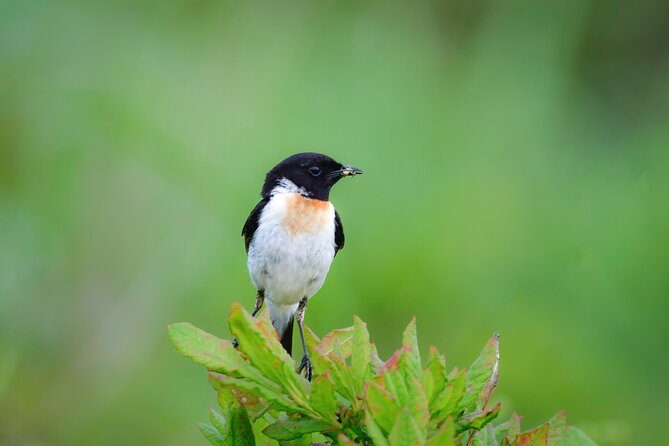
334;166;363;177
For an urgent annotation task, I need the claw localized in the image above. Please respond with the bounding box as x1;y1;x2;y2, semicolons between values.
297;355;313;381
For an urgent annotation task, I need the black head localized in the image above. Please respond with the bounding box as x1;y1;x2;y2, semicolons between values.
261;152;362;200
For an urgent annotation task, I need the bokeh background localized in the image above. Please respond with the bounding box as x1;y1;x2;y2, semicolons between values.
2;0;668;444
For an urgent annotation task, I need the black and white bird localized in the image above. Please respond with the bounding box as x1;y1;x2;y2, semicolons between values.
238;152;362;380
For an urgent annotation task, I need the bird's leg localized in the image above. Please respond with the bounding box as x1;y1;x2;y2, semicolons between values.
295;297;312;381
251;289;265;317
233;290;265;349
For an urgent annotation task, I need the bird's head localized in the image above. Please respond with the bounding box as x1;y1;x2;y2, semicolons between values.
261;152;362;200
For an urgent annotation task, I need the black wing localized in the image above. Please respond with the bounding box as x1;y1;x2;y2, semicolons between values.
334;210;345;256
242;198;269;252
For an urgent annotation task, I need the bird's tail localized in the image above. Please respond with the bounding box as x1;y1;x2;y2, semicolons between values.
279;316;294;355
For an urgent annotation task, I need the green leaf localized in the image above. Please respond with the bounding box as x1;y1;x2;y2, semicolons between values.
168;322;277;390
262;417;333;441
505;413;522;443
318;326;355;358
512;423;549;446
227;406;256;446
278;436;313;446
400;317;422;380
168;323;244;374
304;327;331;377
199;423;227;446
337;433;358;445
215;384;270;421
476;424;500;446
560;427;597;446
228;303;309;407
305;332;357;403
370;342;385;372
366;411;390;446
309;372;339;424
432;369;467;420
325;353;358;402
209;372;302;413
255;306;277;339
197;423;227;446
407;376;430;431
424;346;447;407
209;408;227;435
351;316;371;383
388;407;425;446
456;402;501;433
382;367;410;407
426;417;455;446
304;326;321;350
547;410;566;445
364;380;401;434
458;334;500;413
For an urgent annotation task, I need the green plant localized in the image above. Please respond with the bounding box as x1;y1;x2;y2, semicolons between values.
168;303;597;446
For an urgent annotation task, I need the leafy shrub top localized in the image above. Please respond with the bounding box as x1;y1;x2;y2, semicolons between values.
168;303;596;446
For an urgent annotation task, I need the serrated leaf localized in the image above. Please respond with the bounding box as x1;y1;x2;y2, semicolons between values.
492;420;511;444
215;384;269;421
400;317;422;380
351;316;371;383
388;407;425;446
456;402;501;433
304;327;331;377
309;372;339;424
366;411;390;446
318;326;355;358
370;342;384;372
427;416;455;446
432;369;466;420
478;335;500;410
216;385;237;410
364;380;401;433
255;306;277;340
250;416;273;446
382;367;410;407
228;406;256;445
199;423;227;446
209;372;301;413
560;427;597;446
513;423;549;446
407;376;430;431
228;304;309;407
304;326;321;350
337;433;358;445
458;334;499;413
209;408;227;435
424;346;447;406
547;410;566;445
469;424;498;446
326;353;358;402
168;323;266;381
279;435;313;446
305;333;356;402
262;417;333;441
504;413;523;443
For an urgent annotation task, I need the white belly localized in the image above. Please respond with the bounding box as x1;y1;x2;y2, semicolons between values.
247;193;336;328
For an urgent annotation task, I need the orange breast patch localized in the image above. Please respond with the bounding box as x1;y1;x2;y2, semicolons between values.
283;194;331;235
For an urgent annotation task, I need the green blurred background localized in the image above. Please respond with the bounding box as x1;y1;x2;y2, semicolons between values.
2;0;668;444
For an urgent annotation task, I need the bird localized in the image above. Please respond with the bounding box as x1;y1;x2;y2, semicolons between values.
236;152;362;381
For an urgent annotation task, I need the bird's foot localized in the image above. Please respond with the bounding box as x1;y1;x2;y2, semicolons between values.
297;355;313;381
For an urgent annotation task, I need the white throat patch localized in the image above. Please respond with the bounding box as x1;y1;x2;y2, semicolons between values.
271;178;310;197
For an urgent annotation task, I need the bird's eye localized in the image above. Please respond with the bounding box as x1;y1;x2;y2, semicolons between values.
309;165;322;177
